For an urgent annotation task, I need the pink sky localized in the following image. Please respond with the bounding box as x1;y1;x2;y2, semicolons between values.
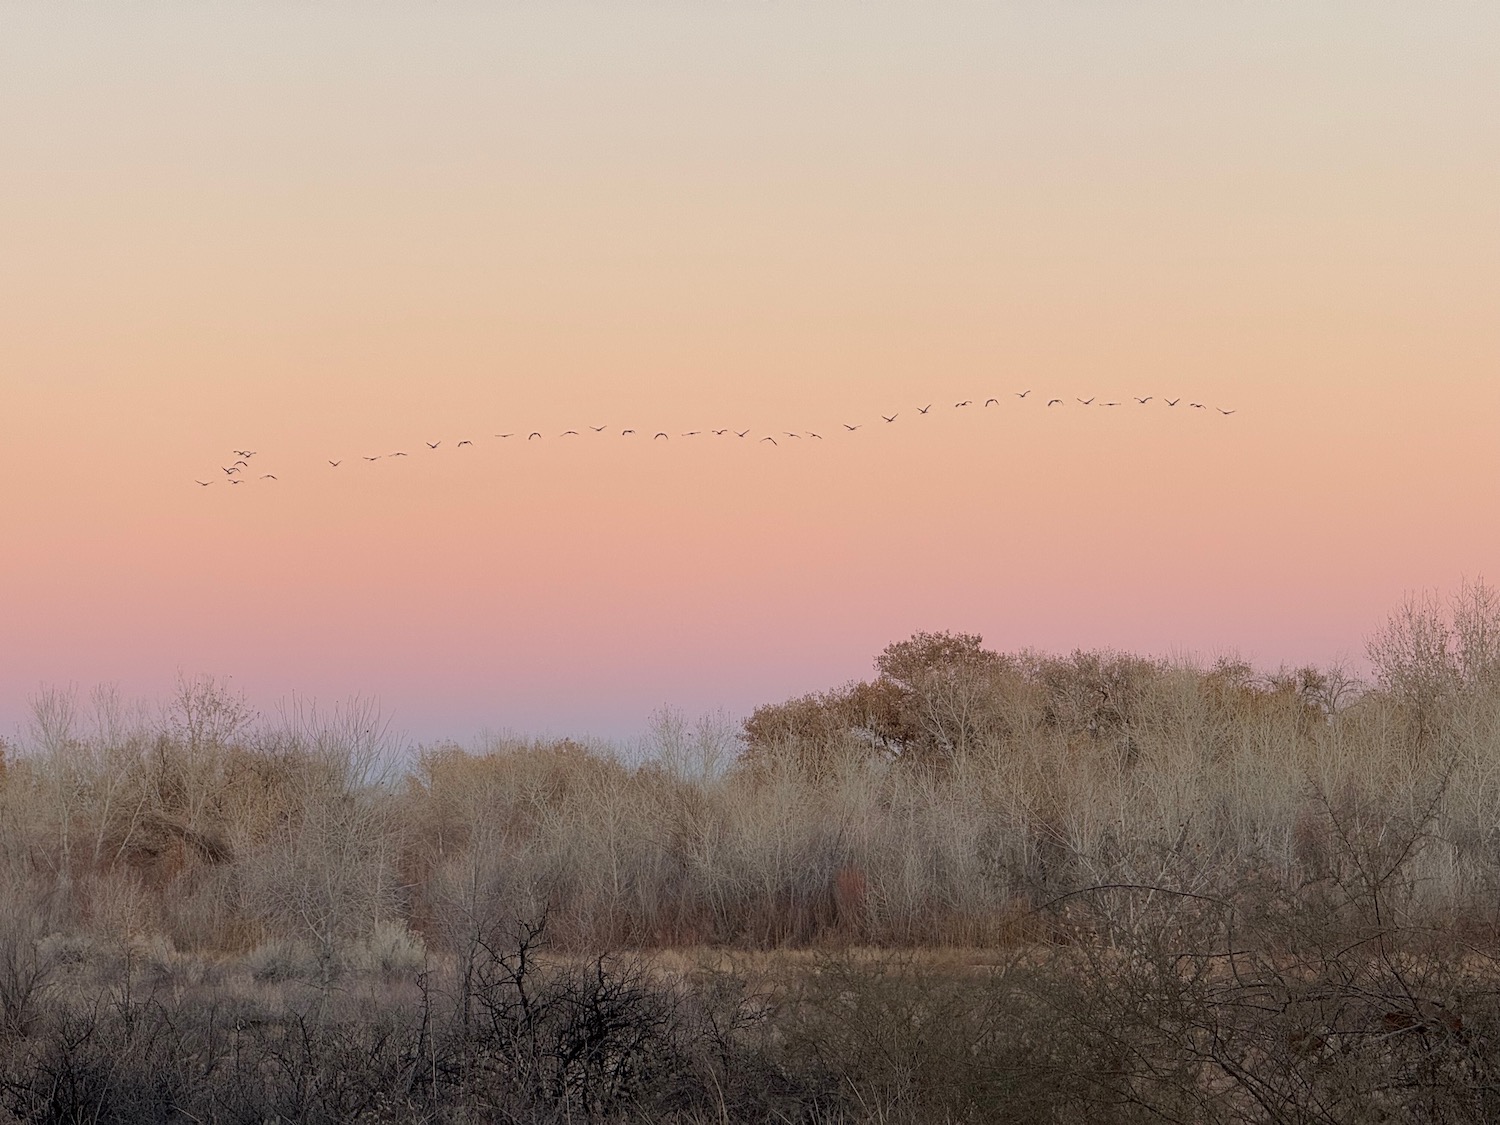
2;5;1497;743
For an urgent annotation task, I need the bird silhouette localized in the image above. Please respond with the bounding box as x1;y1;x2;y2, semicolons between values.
761;436;777;445
328;460;342;467
682;431;700;436
955;400;972;408
843;424;860;431
590;425;607;432
222;467;238;475
495;433;515;438
457;439;474;447
1218;408;1236;415
917;404;932;414
1165;398;1180;406
735;430;750;438
195;480;213;487
260;474;277;480
882;413;899;423
622;429;636;435
1047;399;1062;406
807;432;823;439
984;398;999;407
1078;397;1094;405
1135;396;1152;404
1190;403;1205;409
390;452;408;457
1016;390;1032;398
713;429;729;435
363;455;381;461
426;441;441;449
529;432;543;439
1103;402;1120;407
228;478;243;485
233;450;256;458
561;431;578;437
654;432;669;440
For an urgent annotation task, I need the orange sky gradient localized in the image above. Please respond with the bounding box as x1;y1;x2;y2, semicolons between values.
2;5;1497;742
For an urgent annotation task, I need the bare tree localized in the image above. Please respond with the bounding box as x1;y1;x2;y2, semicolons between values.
239;696;402;986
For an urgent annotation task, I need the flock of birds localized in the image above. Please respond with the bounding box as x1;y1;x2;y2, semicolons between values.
193;390;1238;487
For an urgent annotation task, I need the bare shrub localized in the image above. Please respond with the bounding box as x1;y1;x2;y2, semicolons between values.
0;890;55;1039
350;919;427;978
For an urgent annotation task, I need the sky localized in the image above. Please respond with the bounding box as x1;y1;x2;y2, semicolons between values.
2;4;1497;745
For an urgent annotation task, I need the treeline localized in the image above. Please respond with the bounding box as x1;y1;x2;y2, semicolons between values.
3;580;1500;1119
6;588;1497;956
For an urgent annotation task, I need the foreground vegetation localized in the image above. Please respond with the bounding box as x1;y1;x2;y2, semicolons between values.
3;581;1500;1122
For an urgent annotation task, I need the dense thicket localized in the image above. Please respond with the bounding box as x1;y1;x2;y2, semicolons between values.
3;580;1500;1120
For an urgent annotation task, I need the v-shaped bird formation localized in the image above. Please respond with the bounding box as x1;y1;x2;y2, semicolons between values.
194;389;1238;487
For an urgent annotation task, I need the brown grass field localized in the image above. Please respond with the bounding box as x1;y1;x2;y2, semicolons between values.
3;581;1500;1122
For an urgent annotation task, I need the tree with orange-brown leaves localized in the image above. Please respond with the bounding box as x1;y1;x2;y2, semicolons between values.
742;631;1019;771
